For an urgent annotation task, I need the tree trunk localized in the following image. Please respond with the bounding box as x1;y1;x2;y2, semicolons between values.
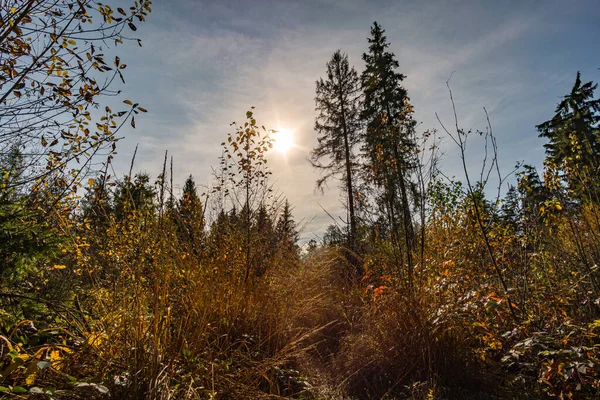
337;62;361;277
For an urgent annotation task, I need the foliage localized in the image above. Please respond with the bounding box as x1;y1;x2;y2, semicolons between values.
0;0;151;192
2;17;600;400
217;108;274;284
0;146;64;283
537;72;600;202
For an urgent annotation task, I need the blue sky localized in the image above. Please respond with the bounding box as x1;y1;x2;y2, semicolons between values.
106;0;600;242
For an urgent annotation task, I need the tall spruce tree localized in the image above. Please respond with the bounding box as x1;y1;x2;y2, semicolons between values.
536;72;600;202
361;22;417;283
177;175;204;253
311;50;362;255
1;146;57;281
81;177;113;229
276;199;300;256
113;173;156;220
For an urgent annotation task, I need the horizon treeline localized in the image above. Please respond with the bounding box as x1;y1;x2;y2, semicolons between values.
1;3;600;399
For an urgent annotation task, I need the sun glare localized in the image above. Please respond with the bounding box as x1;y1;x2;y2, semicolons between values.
272;128;295;154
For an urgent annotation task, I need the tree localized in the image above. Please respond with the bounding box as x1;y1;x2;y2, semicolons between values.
220;108;274;284
537;72;600;202
176;175;204;254
81;176;113;229
0;145;58;281
0;0;151;194
113;173;155;220
276;199;299;257
516;165;552;221
311;50;362;254
323;224;346;247
361;21;417;284
253;203;276;276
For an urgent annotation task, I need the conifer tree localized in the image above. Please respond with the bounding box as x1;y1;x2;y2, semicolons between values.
323;224;346;247
253;203;276;276
81;177;113;229
311;50;362;257
537;72;600;202
276;199;300;256
0;146;57;281
361;21;418;282
113;173;156;220
306;239;318;254
177;175;204;253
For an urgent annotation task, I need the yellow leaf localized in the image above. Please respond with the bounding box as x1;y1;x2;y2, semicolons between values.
52;265;67;270
88;178;95;187
50;350;62;362
25;362;37;385
86;332;107;348
123;99;132;105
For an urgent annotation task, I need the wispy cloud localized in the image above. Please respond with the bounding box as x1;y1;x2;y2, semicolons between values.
109;0;600;242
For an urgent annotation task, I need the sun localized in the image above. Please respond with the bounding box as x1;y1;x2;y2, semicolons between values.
272;128;295;154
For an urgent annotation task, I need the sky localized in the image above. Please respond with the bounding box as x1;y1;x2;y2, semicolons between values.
104;0;600;243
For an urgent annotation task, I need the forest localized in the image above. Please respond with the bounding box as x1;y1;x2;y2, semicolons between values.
1;1;600;399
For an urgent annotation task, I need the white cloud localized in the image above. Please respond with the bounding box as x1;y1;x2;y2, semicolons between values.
107;0;599;242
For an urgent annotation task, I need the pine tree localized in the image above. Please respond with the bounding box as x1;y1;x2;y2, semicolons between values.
361;21;418;283
323;224;346;247
306;239;318;254
276;199;299;256
536;72;600;202
81;177;113;229
253;203;277;276
113;173;156;220
311;50;362;254
177;175;204;254
1;146;57;281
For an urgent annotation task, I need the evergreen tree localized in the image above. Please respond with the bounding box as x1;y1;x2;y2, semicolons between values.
211;209;230;242
311;50;362;253
177;175;204;254
323;224;346;247
361;21;418;282
0;146;61;282
113;173;156;220
306;239;318;255
537;72;600;202
253;203;276;276
207;209;231;261
516;165;553;222
0;145;25;200
499;185;522;233
81;177;113;229
276;200;300;256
